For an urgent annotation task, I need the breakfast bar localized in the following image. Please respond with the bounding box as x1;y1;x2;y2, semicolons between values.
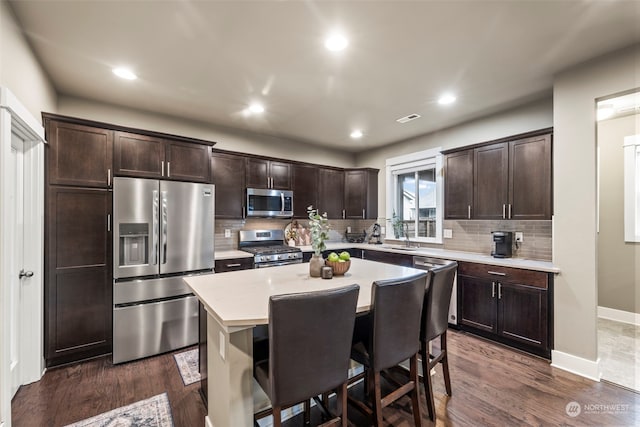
184;258;427;427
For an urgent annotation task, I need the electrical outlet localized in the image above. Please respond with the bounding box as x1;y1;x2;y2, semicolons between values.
515;232;523;243
224;229;231;238
444;229;453;239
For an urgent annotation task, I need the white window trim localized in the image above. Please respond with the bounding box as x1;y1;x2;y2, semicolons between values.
385;147;443;244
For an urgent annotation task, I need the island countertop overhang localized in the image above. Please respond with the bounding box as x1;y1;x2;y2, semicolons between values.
184;259;427;328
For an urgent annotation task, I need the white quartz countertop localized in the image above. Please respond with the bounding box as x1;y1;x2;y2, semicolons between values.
214;242;558;273
185;259;426;328
291;242;559;273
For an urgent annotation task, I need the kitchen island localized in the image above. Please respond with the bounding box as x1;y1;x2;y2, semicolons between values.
184;258;426;427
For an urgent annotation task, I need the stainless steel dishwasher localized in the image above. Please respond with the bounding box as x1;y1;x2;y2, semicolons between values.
413;256;458;325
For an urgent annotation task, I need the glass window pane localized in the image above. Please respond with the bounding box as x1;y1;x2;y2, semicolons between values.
418;168;436;238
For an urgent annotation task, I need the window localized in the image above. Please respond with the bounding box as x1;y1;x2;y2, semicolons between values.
386;148;443;243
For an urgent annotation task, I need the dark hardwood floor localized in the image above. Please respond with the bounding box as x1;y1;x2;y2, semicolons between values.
12;330;639;426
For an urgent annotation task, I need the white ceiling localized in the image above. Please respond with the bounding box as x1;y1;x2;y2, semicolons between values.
9;0;640;152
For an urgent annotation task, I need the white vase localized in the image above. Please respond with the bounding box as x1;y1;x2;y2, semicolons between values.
309;254;324;277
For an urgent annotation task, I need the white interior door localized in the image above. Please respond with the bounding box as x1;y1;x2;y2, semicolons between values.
8;132;25;399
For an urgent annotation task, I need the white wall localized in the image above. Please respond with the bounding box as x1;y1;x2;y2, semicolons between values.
57;96;355;168
0;0;57;122
553;44;640;369
597;113;640;314
355;97;553;221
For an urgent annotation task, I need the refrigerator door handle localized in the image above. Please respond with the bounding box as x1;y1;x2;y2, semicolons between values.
161;190;168;265
152;190;159;265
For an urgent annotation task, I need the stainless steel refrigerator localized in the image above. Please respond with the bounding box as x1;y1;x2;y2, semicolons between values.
112;177;214;363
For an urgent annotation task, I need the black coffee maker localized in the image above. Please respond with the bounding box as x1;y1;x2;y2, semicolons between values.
491;231;513;258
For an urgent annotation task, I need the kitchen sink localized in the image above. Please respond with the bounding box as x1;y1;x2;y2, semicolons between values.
393;247;419;251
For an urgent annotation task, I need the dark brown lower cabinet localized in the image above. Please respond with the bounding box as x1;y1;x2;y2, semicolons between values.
457;261;552;358
46;187;112;367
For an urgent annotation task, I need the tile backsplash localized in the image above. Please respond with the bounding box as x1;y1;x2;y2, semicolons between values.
443;220;552;261
215;218;552;261
215;218;377;251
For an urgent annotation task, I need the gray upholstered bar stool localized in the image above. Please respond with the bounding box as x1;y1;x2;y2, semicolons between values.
254;284;360;427
348;272;428;427
420;261;458;421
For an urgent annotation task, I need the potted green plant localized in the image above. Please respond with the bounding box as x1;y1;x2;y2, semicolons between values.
308;205;329;277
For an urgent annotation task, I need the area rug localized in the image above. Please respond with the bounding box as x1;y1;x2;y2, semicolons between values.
64;393;174;427
173;348;201;386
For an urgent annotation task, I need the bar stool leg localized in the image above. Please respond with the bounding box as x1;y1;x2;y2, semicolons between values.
421;341;436;421
410;354;422;427
441;334;452;396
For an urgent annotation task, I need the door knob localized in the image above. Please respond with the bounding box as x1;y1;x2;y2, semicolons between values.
19;269;34;279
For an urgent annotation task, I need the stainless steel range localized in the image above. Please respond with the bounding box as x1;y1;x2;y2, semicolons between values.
239;229;302;268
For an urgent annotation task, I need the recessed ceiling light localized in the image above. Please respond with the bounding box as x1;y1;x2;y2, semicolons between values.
248;103;265;114
112;67;137;80
438;93;456;105
325;33;348;51
350;130;363;139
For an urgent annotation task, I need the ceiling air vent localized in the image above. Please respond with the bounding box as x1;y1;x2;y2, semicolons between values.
396;113;421;124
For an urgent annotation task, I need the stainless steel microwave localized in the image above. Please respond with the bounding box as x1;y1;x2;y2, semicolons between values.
246;188;293;218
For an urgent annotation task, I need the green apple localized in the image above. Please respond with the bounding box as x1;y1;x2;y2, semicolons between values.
339;251;351;261
338;259;346;263
327;252;340;262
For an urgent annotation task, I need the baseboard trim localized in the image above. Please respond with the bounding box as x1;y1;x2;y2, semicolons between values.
598;306;640;326
551;350;600;381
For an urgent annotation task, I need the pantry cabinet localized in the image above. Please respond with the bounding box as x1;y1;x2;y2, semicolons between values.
457;261;551;358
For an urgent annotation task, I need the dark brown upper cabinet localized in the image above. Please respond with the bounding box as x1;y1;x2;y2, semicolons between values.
292;164;319;218
474;142;509;220
46;120;113;188
318;168;344;219
344;169;378;219
114;131;211;183
444;149;474;219
246;158;291;190
444;129;552;220
211;151;246;218
509;134;552;220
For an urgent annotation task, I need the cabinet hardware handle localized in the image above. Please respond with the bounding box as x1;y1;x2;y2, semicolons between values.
342;209;345;219
502;204;506;219
468;205;471;219
492;281;496;298
226;263;241;268
488;271;506;276
161;161;165;176
167;162;170;178
362;209;365;219
498;283;502;299
107;169;111;187
107;213;111;232
508;203;512;219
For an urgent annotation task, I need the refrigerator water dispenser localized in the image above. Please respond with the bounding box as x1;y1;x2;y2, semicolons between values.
119;223;149;266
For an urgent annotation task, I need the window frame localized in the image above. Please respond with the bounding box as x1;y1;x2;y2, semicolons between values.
623;135;640;242
385;147;443;244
